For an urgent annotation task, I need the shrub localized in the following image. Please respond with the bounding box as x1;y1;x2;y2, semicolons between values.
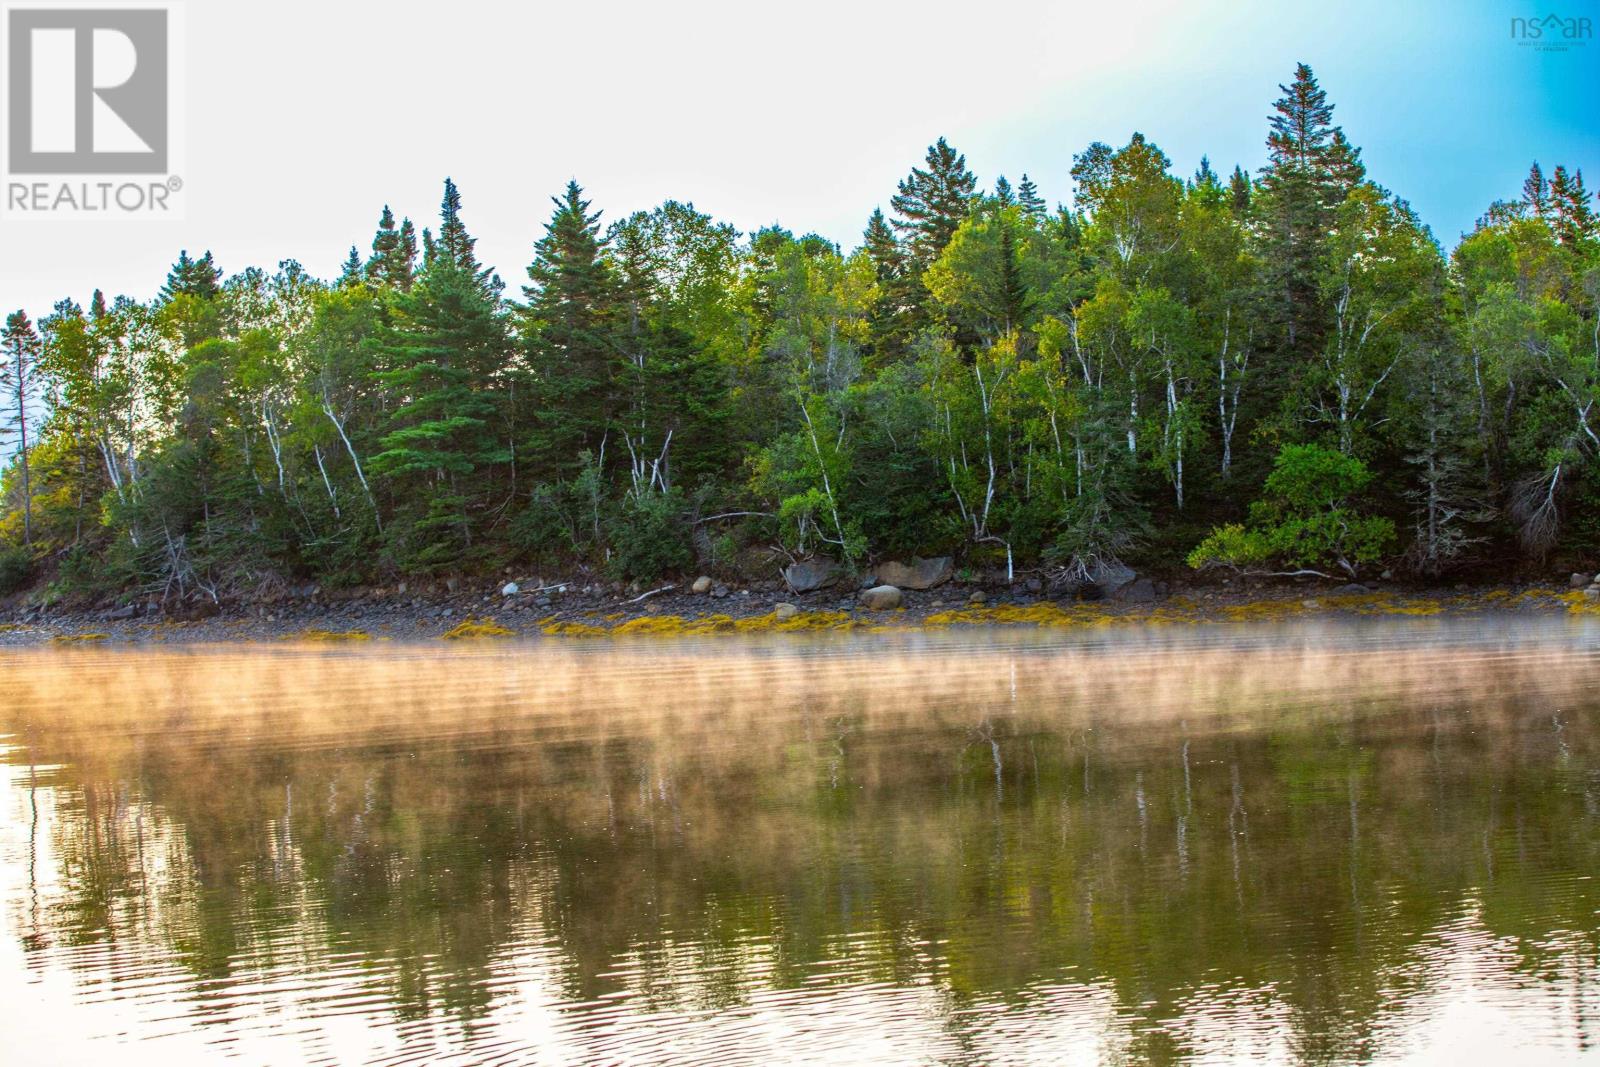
0;544;31;596
606;490;693;582
1189;444;1394;576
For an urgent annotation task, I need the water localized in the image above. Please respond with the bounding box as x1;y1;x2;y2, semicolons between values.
2;621;1598;1064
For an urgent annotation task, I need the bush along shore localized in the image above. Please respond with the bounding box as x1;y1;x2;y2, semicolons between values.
2;64;1598;615
4;561;1600;646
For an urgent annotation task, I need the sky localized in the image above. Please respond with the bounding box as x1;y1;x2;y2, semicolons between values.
0;0;1596;321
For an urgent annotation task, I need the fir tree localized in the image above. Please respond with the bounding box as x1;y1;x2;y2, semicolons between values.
862;207;914;362
890;137;977;270
1017;174;1047;220
397;218;419;289
1549;166;1596;246
1256;63;1363;361
367;255;511;570
994;175;1015;206
1;310;40;545
520;180;621;472
339;246;364;286
160;250;221;302
1522;162;1549;219
1228;165;1252;216
365;207;417;290
432;178;502;297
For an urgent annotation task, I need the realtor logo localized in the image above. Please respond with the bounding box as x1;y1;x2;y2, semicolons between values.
8;7;166;172
3;3;183;218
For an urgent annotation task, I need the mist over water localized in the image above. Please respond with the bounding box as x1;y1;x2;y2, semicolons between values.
2;622;1598;1064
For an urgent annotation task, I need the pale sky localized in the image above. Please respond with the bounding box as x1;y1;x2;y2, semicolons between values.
1;0;1596;320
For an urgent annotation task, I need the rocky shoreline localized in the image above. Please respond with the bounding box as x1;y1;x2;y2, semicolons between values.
3;567;1599;647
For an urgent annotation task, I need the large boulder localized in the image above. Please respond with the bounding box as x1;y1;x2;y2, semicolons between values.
1075;560;1136;600
783;559;839;593
1115;577;1158;604
1570;573;1591;589
859;585;904;610
772;602;800;620
873;557;953;591
691;575;713;594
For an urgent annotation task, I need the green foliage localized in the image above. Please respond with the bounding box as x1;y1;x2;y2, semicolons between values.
1189;444;1395;575
0;542;30;594
0;74;1595;596
605;490;693;582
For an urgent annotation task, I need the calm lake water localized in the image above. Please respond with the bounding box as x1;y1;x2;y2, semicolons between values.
2;622;1598;1064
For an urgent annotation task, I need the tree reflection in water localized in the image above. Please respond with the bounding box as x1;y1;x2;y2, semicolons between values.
1;630;1596;1063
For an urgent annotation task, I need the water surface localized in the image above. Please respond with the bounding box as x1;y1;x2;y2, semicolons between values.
2;622;1598;1064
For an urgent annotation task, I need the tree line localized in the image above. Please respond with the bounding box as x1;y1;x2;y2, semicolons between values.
1;63;1596;601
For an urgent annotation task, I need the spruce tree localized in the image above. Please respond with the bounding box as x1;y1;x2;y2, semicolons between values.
1256;63;1363;362
890;137;977;270
160;249;221;301
368;255;510;570
339;246;364;286
433;178;502;298
1;311;40;545
1549;166;1596;246
862;207;914;362
397;218;419;290
520;180;621;473
1228;165;1252;216
1522;163;1549;219
364;207;417;290
1016;174;1047;220
994;175;1015;206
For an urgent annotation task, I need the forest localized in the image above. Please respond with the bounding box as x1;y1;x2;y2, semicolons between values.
1;63;1596;603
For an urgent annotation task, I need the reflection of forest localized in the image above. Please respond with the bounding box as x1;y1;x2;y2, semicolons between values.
3;641;1597;1060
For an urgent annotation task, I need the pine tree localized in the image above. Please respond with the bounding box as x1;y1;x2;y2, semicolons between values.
1;310;40;545
996;223;1030;334
1193;156;1218;189
1549;166;1596;246
397;218;419;290
890;137;977;270
339;246;364;286
862;207;914;363
1522;162;1549;219
432;178;501;298
520;180;621;472
1228;165;1252;216
1256;63;1363;362
160;249;221;301
367;255;511;570
994;175;1015;206
1016;174;1047;220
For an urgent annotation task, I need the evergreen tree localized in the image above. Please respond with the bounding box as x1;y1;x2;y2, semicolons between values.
1549;166;1596;246
339;246;364;286
1256;63;1364;362
520;180;620;472
890;137;977;270
397;218;419;289
160;250;222;302
1017;174;1047;220
368;256;511;571
994;175;1015;205
1228;165;1252;216
366;206;419;290
433;178;501;297
1;311;40;545
1521;162;1549;219
862;207;914;362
